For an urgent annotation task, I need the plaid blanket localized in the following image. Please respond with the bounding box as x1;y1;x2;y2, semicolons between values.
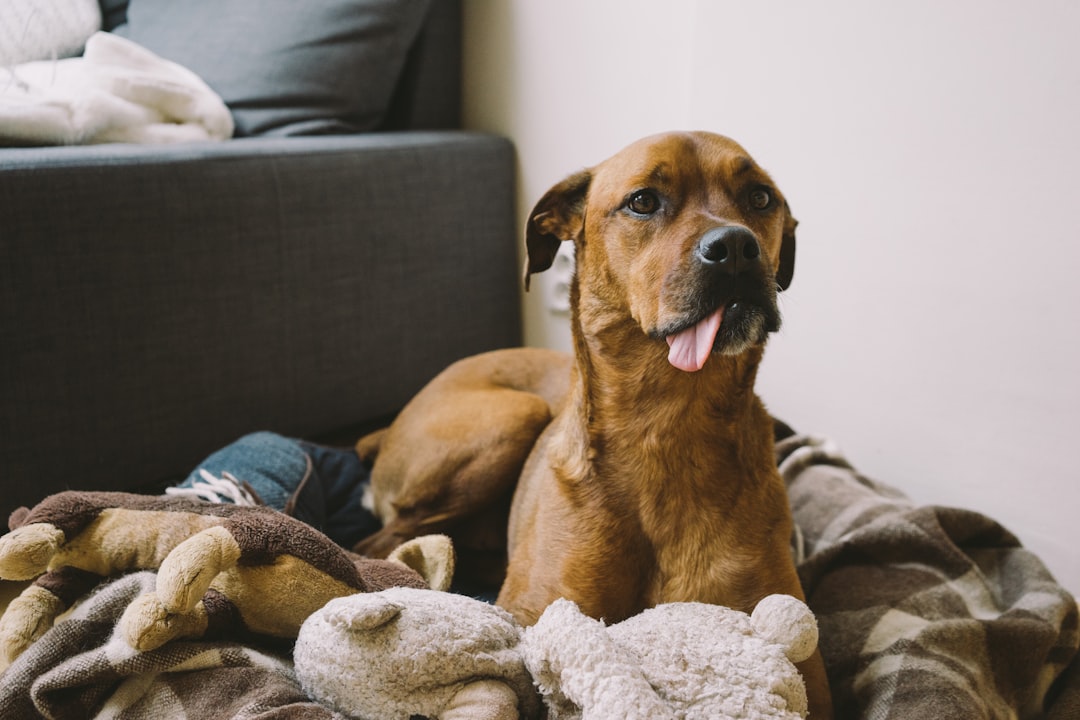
0;572;346;720
1;433;1077;719
780;433;1080;719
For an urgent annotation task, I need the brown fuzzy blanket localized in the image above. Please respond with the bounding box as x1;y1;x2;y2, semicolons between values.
780;433;1079;719
1;433;1077;719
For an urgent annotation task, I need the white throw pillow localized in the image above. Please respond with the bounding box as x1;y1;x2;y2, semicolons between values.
0;0;101;67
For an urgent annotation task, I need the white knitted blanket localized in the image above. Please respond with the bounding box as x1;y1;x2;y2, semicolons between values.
0;31;233;146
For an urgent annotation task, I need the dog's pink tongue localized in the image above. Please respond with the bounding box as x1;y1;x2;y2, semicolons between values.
666;308;724;372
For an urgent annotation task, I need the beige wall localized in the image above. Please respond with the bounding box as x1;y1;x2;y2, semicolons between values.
462;0;1080;593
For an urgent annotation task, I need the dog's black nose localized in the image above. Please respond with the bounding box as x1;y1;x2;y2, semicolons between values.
696;226;761;274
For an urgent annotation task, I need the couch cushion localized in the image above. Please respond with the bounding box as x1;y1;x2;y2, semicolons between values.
114;0;431;137
98;0;128;32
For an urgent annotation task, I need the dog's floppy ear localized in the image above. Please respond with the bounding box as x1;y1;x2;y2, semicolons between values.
776;201;797;291
524;170;591;290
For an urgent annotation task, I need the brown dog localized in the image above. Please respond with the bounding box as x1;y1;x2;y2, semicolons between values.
356;131;832;717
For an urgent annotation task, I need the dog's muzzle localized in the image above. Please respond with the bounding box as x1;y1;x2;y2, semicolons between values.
662;225;780;372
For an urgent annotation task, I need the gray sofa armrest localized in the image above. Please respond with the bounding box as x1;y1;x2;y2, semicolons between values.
0;131;520;514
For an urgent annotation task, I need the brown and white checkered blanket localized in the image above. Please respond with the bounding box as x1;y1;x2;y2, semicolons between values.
1;433;1077;719
780;433;1079;719
0;571;346;720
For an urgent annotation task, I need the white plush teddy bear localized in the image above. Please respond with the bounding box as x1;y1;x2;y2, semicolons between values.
293;586;540;720
520;594;819;720
294;589;817;720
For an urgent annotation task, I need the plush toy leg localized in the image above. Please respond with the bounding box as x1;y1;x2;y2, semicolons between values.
118;526;240;651
0;566;104;669
153;526;241;610
441;679;521;720
119;592;210;651
0;523;65;580
0;584;63;669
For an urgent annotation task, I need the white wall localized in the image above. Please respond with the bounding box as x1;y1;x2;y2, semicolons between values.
463;0;1080;594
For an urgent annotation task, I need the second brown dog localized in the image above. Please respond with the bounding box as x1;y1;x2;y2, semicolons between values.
356;131;832;717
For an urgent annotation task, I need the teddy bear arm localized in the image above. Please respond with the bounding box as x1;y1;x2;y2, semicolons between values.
118;525;247;651
750;594;819;664
524;599;679;720
120;547;399;651
0;522;66;579
572;674;678;720
119;591;211;651
119;513;441;653
120;563;343;653
153;525;242;611
440;679;521;720
0;565;104;668
0;584;64;670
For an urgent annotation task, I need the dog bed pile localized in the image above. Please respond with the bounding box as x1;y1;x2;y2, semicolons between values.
0;432;1077;719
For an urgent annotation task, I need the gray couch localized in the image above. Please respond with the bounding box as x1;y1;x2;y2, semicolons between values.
0;0;521;517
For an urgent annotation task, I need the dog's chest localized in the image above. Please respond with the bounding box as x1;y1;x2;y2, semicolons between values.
644;526;754;607
595;432;778;610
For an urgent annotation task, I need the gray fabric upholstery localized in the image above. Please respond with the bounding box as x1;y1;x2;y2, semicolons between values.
98;0;462;131
0;132;519;513
99;0;128;32
379;0;462;131
0;0;518;517
97;0;460;131
114;0;432;137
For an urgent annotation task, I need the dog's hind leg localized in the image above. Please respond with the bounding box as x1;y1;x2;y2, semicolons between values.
353;387;552;593
353;385;554;563
352;348;570;593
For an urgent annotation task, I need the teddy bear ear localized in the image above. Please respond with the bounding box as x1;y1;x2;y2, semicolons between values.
750;594;819;663
7;507;31;531
324;595;405;632
387;534;455;592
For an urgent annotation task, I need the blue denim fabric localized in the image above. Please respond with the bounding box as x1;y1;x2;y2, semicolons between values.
176;432;379;548
298;439;381;549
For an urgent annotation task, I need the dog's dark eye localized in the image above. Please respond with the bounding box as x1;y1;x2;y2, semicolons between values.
626;190;660;216
749;187;773;211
